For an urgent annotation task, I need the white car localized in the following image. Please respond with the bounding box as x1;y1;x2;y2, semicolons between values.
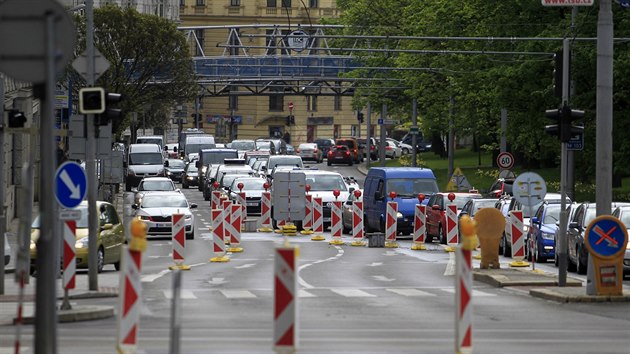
388;138;413;155
302;170;351;228
383;140;402;159
133;191;197;239
227;176;269;216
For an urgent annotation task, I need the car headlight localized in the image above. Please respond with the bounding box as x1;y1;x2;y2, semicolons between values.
202;166;207;174
30;240;36;250
186;176;194;180
127;169;136;176
397;212;403;219
185;214;192;220
139;215;151;221
166;171;172;176
542;232;554;240
158;168;165;175
75;237;88;249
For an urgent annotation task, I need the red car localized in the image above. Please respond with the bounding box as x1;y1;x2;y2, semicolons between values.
425;192;482;243
327;145;353;166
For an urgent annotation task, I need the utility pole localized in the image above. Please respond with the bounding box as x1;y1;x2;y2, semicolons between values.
411;99;418;168
379;104;387;166
365;102;372;170
0;75;5;295
447;95;454;180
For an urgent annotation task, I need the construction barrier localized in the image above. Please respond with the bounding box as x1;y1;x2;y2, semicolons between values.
116;218;147;354
311;197;325;241
351;199;365;247
227;203;243;253
455;245;473;354
236;191;247;220
222;200;232;244
274;245;298;353
445;203;458;252
210;209;229;262
169;214;190;270
329;200;344;245
385;201;398;248
211;190;221;210
258;191;273;232
300;194;314;235
509;211;528;267
412;204;427;250
62;220;76;291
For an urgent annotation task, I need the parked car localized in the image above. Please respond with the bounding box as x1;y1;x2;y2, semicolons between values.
165;158;186;182
133;192;197;239
30;201;125;274
382;140;402;159
425;192;482;243
314;138;335;157
181;161;198;189
526;202;563;263
335;137;363;163
401;133;432;152
297;143;323;163
486;177;516;198
611;205;630;278
226;176;268;216
327;145;354;166
387;138;413;155
357;137;378;160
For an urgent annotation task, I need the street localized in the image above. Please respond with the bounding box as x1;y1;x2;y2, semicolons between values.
1;162;629;354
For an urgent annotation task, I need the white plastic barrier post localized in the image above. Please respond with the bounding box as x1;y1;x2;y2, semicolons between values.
509;211;528;267
311;197;325;241
445;199;459;252
385;192;398;248
273;245;298;354
116;218;147;354
209;209;229;262
60;220;76;310
329;198;344;245
236;184;247;221
300;194;314;235
351;190;365;247
412;193;427;250
227;203;243;253
211;190;221;210
169;213;190;270
222;200;232;245
455;244;473;354
258;190;273;232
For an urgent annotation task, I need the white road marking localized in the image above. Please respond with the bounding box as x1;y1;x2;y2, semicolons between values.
163;289;197;299
439;288;496;297
234;263;255;269
443;252;456;276
298;246;344;289
372;275;395;282
221;290;256;299
298;289;316;298
368;262;383;267
386;288;436;297
331;289;375;297
141;269;170;283
208;277;227;285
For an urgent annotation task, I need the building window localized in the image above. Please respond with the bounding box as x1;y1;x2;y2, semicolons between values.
195;0;204;6
267;0;276;6
269;94;284;112
194;29;204;56
307;95;317;112
281;0;291;7
180;0;185;6
309;0;318;7
334;95;341;111
230;0;240;6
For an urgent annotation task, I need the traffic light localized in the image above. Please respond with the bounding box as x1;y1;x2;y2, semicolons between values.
357;112;364;123
285;115;294;126
545;105;584;143
553;50;569;98
79;87;105;114
7;109;27;128
95;92;123;126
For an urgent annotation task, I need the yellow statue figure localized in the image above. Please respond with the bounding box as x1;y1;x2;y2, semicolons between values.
473;208;506;269
459;215;478;251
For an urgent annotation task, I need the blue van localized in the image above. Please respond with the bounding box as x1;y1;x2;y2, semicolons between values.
363;167;439;236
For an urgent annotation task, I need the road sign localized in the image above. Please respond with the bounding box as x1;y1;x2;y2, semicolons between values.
288;102;294;111
378;118;384;125
541;0;594;6
72;48;111;81
496;152;514;170
567;131;584;151
512;172;547;208
0;0;77;83
55;161;87;209
585;216;628;259
287;30;309;52
410;126;419;134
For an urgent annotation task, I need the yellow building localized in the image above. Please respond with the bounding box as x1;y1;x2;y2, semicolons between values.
178;0;372;146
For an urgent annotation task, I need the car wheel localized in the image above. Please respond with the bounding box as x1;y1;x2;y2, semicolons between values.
327;161;332;166
342;222;351;235
125;184;132;192
534;246;544;263
554;250;559;267
439;225;446;244
576;247;587;274
97;248;104;273
425;234;433;243
204;192;210;201
567;252;577;272
186;230;195;240
503;238;512;257
364;216;373;233
402;148;409;155
348;160;353;166
182;182;188;189
114;259;121;271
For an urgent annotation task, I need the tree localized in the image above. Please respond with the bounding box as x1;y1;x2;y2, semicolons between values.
70;5;196;136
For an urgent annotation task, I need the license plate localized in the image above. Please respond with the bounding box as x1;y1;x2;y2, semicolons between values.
156;223;168;228
247;202;258;206
323;217;331;223
335;156;344;159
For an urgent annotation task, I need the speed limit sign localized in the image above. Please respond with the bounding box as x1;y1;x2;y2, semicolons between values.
497;152;514;170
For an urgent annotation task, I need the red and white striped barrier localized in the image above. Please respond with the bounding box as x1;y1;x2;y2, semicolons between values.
509;211;528;267
169;213;190;270
412;204;427;250
211;190;221;210
258;191;273;232
274;246;298;353
329;200;344;245
446;204;459;250
227;203;243;253
385;201;398;247
236;191;247;220
455;245;473;354
63;220;76;290
209;209;229;262
351;200;365;246
300;194;313;234
223;200;232;244
311;197;325;241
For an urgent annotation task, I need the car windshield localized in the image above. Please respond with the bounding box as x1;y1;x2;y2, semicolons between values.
619;210;630;227
452;196;478;209
472;200;500;215
187;144;216;154
200;151;238;165
139;180;174;191
129;153;163;165
544;205;561;224
167;159;185;168
231;141;256;151
257;141;272;150
386;178;439;197
305;175;348;192
232;178;266;190
222;174;251;187
141;194;188;208
136;138;161;145
32;205;89;228
185;163;197;174
585;207;598;225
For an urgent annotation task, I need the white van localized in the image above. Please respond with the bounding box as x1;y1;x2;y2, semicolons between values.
125;143;166;191
184;135;216;158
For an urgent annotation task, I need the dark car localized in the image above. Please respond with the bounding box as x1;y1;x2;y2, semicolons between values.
181;162;198;189
357;138;377;160
401;134;432;152
165;158;186;182
327;145;353;166
314;138;336;157
526;202;562;263
487;177;515;198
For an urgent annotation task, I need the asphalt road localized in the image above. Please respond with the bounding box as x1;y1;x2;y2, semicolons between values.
2;160;630;354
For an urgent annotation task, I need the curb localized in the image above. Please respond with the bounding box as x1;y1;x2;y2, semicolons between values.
16;305;115;324
473;270;582;288
529;288;630;303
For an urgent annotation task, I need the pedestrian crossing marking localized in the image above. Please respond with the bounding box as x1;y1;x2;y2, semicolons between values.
330;289;376;297
162;290;197;299
386;288;436;297
439;288;496;297
298;289;316;298
220;290;256;299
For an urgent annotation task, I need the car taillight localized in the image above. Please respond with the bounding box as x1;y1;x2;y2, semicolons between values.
385;146;392;150
370;146;375;151
313;148;318;152
345;151;350;156
328;151;333;156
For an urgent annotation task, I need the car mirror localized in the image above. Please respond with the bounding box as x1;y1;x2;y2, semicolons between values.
189;203;198;209
531;216;540;224
176;188;181;192
195;161;200;168
375;192;384;201
131;187;138;193
164;160;169;167
101;223;113;230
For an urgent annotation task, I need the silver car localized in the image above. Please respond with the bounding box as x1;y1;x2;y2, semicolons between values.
133;191;197;239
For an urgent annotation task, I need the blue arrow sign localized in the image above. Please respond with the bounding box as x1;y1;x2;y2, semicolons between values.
584;216;628;259
55;161;87;209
